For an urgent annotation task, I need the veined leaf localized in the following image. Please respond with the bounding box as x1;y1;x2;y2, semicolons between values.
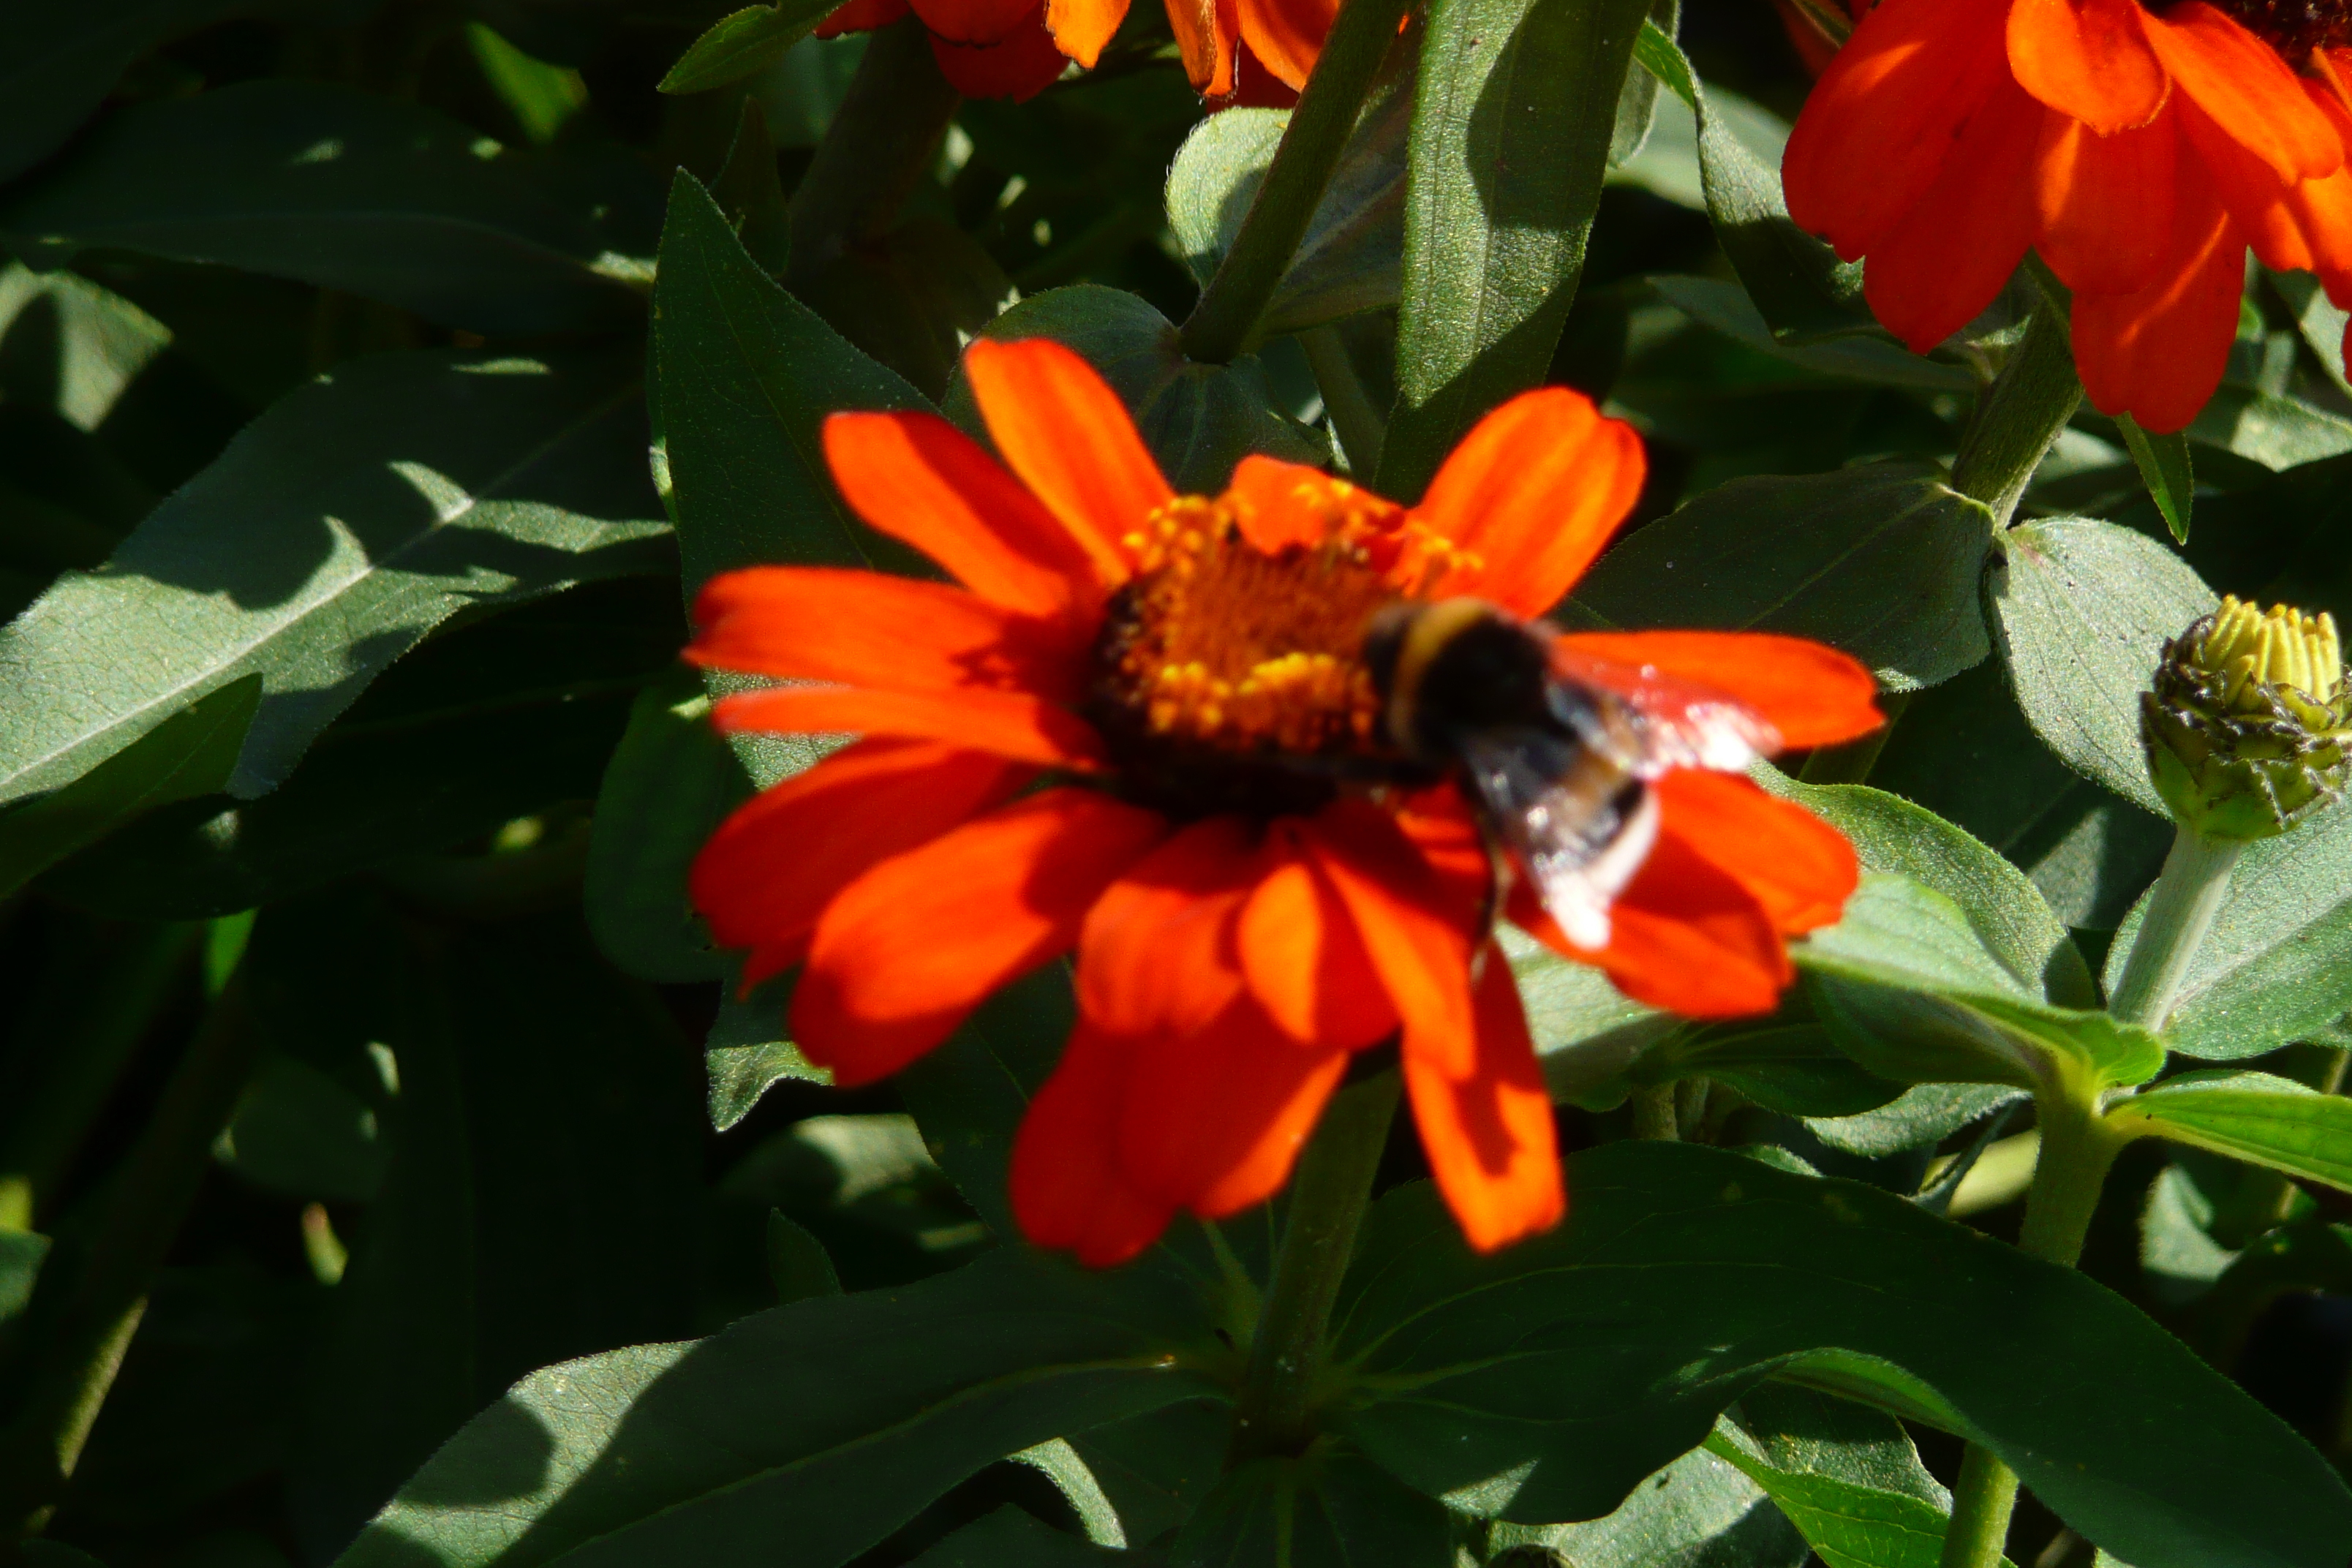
1172;1440;1456;1567
0;0;241;184
660;0;844;94
2118;413;2194;544
2110;1071;2352;1193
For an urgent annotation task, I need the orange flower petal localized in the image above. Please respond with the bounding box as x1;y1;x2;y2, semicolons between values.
692;740;1034;985
1405;954;1565;1252
1234;0;1337;91
1863;75;2043;353
927;9;1071;99
2071;162;2244;434
815;0;910;35
2035;107;2179;297
1237;825;1401;1047
1651;771;1858;936
913;0;1037;42
1782;0;2013;260
1224;454;1398;554
1550;630;1883;751
1413;387;1646;617
1011;1022;1177;1266
690;566;1085;698
1167;0;1239;96
1115;1000;1350;1216
1305;801;1477;1079
822;412;1109;619
1583;829;1793;1018
2178;94;2321;274
2141;1;2342;186
712;685;1110;771
2005;0;2167;135
965;338;1169;576
1077;816;1258;1039
793;788;1168;1086
1046;0;1128;67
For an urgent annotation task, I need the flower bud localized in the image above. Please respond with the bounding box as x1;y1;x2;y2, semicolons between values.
2142;596;2350;841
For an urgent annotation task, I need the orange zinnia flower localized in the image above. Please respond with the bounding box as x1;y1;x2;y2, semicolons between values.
813;0;1330;100
1784;0;2352;433
686;339;1878;1266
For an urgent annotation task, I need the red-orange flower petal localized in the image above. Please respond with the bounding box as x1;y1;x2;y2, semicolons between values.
792;788;1168;1086
690;567;1085;699
965;339;1169;576
1234;0;1336;92
1863;74;2044;353
2071;162;2244;434
822;412;1109;619
815;0;910;36
2141;1;2342;186
2179;94;2322;274
1011;1022;1177;1267
1413;387;1647;617
1115;1000;1351;1216
1782;0;2013;259
1077;816;1258;1039
1588;829;1793;1017
1237;825;1401;1048
1405;954;1564;1252
1550;630;1883;751
913;0;1035;42
692;740;1034;985
928;9;1071;99
1651;771;1858;936
1225;454;1401;554
2035;108;2179;297
712;685;1109;771
1046;0;1128;67
1167;0;1240;97
2005;0;2167;134
1305;801;1476;1079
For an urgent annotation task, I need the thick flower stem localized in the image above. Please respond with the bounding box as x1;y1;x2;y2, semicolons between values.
0;978;260;1542
1630;1083;1679;1141
1949;301;2081;529
2107;825;2243;1031
1179;0;1411;364
1226;1070;1400;1464
784;16;960;293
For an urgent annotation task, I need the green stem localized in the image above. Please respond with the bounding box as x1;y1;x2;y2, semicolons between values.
1300;324;1387;476
0;977;262;1541
1949;298;2081;529
784;15;960;292
1179;0;1410;363
2107;826;2243;1031
1937;1446;2022;1568
1630;1083;1679;1142
1226;1070;1398;1463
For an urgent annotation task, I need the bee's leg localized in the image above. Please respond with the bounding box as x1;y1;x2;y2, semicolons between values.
1466;820;1512;985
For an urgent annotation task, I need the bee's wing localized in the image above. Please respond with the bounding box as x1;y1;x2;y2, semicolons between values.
1456;727;1659;951
1545;638;1781;777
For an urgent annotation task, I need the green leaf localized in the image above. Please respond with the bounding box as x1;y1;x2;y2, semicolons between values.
897;964;1077;1238
0;260;173;430
1382;0;1651;497
906;1506;1122;1567
1649;276;1971;393
2103;801;2352;1060
1064;1401;1232;1548
1988;514;2217;815
765;1209;843;1305
1607;0;1679;167
1485;1433;1807;1567
1334;1143;2352;1567
0;348;668;811
660;0;843;94
1638;1025;1903;1120
587;668;755;984
1172;1440;1457;1568
706;989;830;1134
2117;413;2194;545
1806;1082;2024;1158
0;0;239;183
333;1248;1221;1568
0;82;651;334
1165;70;1411;339
294;905;706;1557
467;23;590;146
2111;1071;2352;1193
1504;924;1678;1109
0;1228;48;1326
948;285;1321;494
1631;21;1869;342
1573;461;1993;691
1704;1428;2001;1568
2187;385;2352;471
1736;1381;1948;1508
0;672;257;901
654;170;927;597
215;1055;388;1204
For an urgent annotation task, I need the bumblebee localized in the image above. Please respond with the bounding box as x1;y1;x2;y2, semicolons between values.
1364;598;1776;951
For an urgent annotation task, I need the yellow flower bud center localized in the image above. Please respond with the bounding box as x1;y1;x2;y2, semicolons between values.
2197;595;2344;715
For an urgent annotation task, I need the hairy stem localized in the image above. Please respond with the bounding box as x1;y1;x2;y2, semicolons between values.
2107;826;2242;1031
1301;323;1387;475
1226;1070;1398;1463
1950;298;2081;529
785;15;960;293
1630;1083;1679;1142
1180;0;1411;363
